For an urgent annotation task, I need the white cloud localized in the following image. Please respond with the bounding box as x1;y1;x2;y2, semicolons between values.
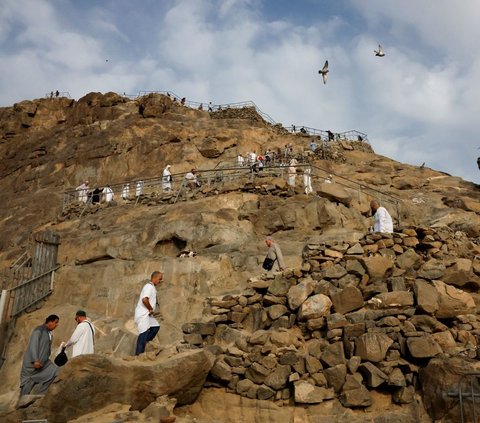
0;0;479;182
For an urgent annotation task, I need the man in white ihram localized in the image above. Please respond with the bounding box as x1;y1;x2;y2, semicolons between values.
134;271;163;355
102;185;114;202
370;200;394;233
62;310;95;357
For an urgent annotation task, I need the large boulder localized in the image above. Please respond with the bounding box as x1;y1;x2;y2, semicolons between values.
420;357;480;422
317;183;352;207
38;349;216;422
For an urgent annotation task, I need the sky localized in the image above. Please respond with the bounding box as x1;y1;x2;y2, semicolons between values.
1;0;480;182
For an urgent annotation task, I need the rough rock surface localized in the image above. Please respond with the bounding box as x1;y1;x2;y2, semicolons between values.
1;92;480;422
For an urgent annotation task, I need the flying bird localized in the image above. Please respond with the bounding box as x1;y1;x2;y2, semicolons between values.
318;60;329;84
374;45;385;57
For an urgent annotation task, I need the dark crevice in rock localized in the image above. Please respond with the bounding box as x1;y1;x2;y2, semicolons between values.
75;254;115;265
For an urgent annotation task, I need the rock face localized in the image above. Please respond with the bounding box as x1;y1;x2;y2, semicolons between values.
1;92;480;422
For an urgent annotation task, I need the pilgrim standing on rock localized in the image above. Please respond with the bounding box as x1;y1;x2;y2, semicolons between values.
134;271;163;355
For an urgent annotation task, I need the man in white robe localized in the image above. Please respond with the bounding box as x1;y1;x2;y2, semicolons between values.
303;167;313;194
121;183;130;200
370;200;394;233
62;310;95;358
134;271;163;355
76;181;89;203
102;185;114;202
20;315;59;396
163;165;172;191
287;158;297;187
136;180;144;197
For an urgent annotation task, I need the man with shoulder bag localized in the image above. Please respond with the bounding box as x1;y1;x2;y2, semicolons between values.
61;310;95;358
263;237;286;271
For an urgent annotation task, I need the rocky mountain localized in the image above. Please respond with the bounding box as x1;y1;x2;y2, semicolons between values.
0;92;480;422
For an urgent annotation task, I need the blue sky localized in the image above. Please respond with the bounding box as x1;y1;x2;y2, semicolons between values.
1;0;480;182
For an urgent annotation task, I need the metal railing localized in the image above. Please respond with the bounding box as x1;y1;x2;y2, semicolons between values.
286;126;369;144
62;159;401;225
134;91;367;143
137;90;277;125
447;372;480;423
44;91;71;99
38;89;370;145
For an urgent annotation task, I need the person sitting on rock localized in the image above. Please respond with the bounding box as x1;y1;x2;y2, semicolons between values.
370;200;394;233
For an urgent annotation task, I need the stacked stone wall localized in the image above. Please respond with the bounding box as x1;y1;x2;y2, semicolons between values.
181;227;480;406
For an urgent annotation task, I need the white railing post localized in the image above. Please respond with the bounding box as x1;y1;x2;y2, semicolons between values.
0;290;8;325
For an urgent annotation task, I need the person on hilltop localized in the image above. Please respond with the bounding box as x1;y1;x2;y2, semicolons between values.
61;310;95;358
263;237;285;272
163;165;172;191
370;200;394;233
134;271;163;355
20;315;60;396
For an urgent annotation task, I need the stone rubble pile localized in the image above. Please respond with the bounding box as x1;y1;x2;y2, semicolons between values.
210;106;270;125
181;227;480;406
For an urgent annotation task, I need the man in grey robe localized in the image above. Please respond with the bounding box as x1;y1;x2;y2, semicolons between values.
20;314;60;396
265;237;286;271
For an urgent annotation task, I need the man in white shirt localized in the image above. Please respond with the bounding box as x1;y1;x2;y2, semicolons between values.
62;310;95;358
134;271;163;355
370;200;394;233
